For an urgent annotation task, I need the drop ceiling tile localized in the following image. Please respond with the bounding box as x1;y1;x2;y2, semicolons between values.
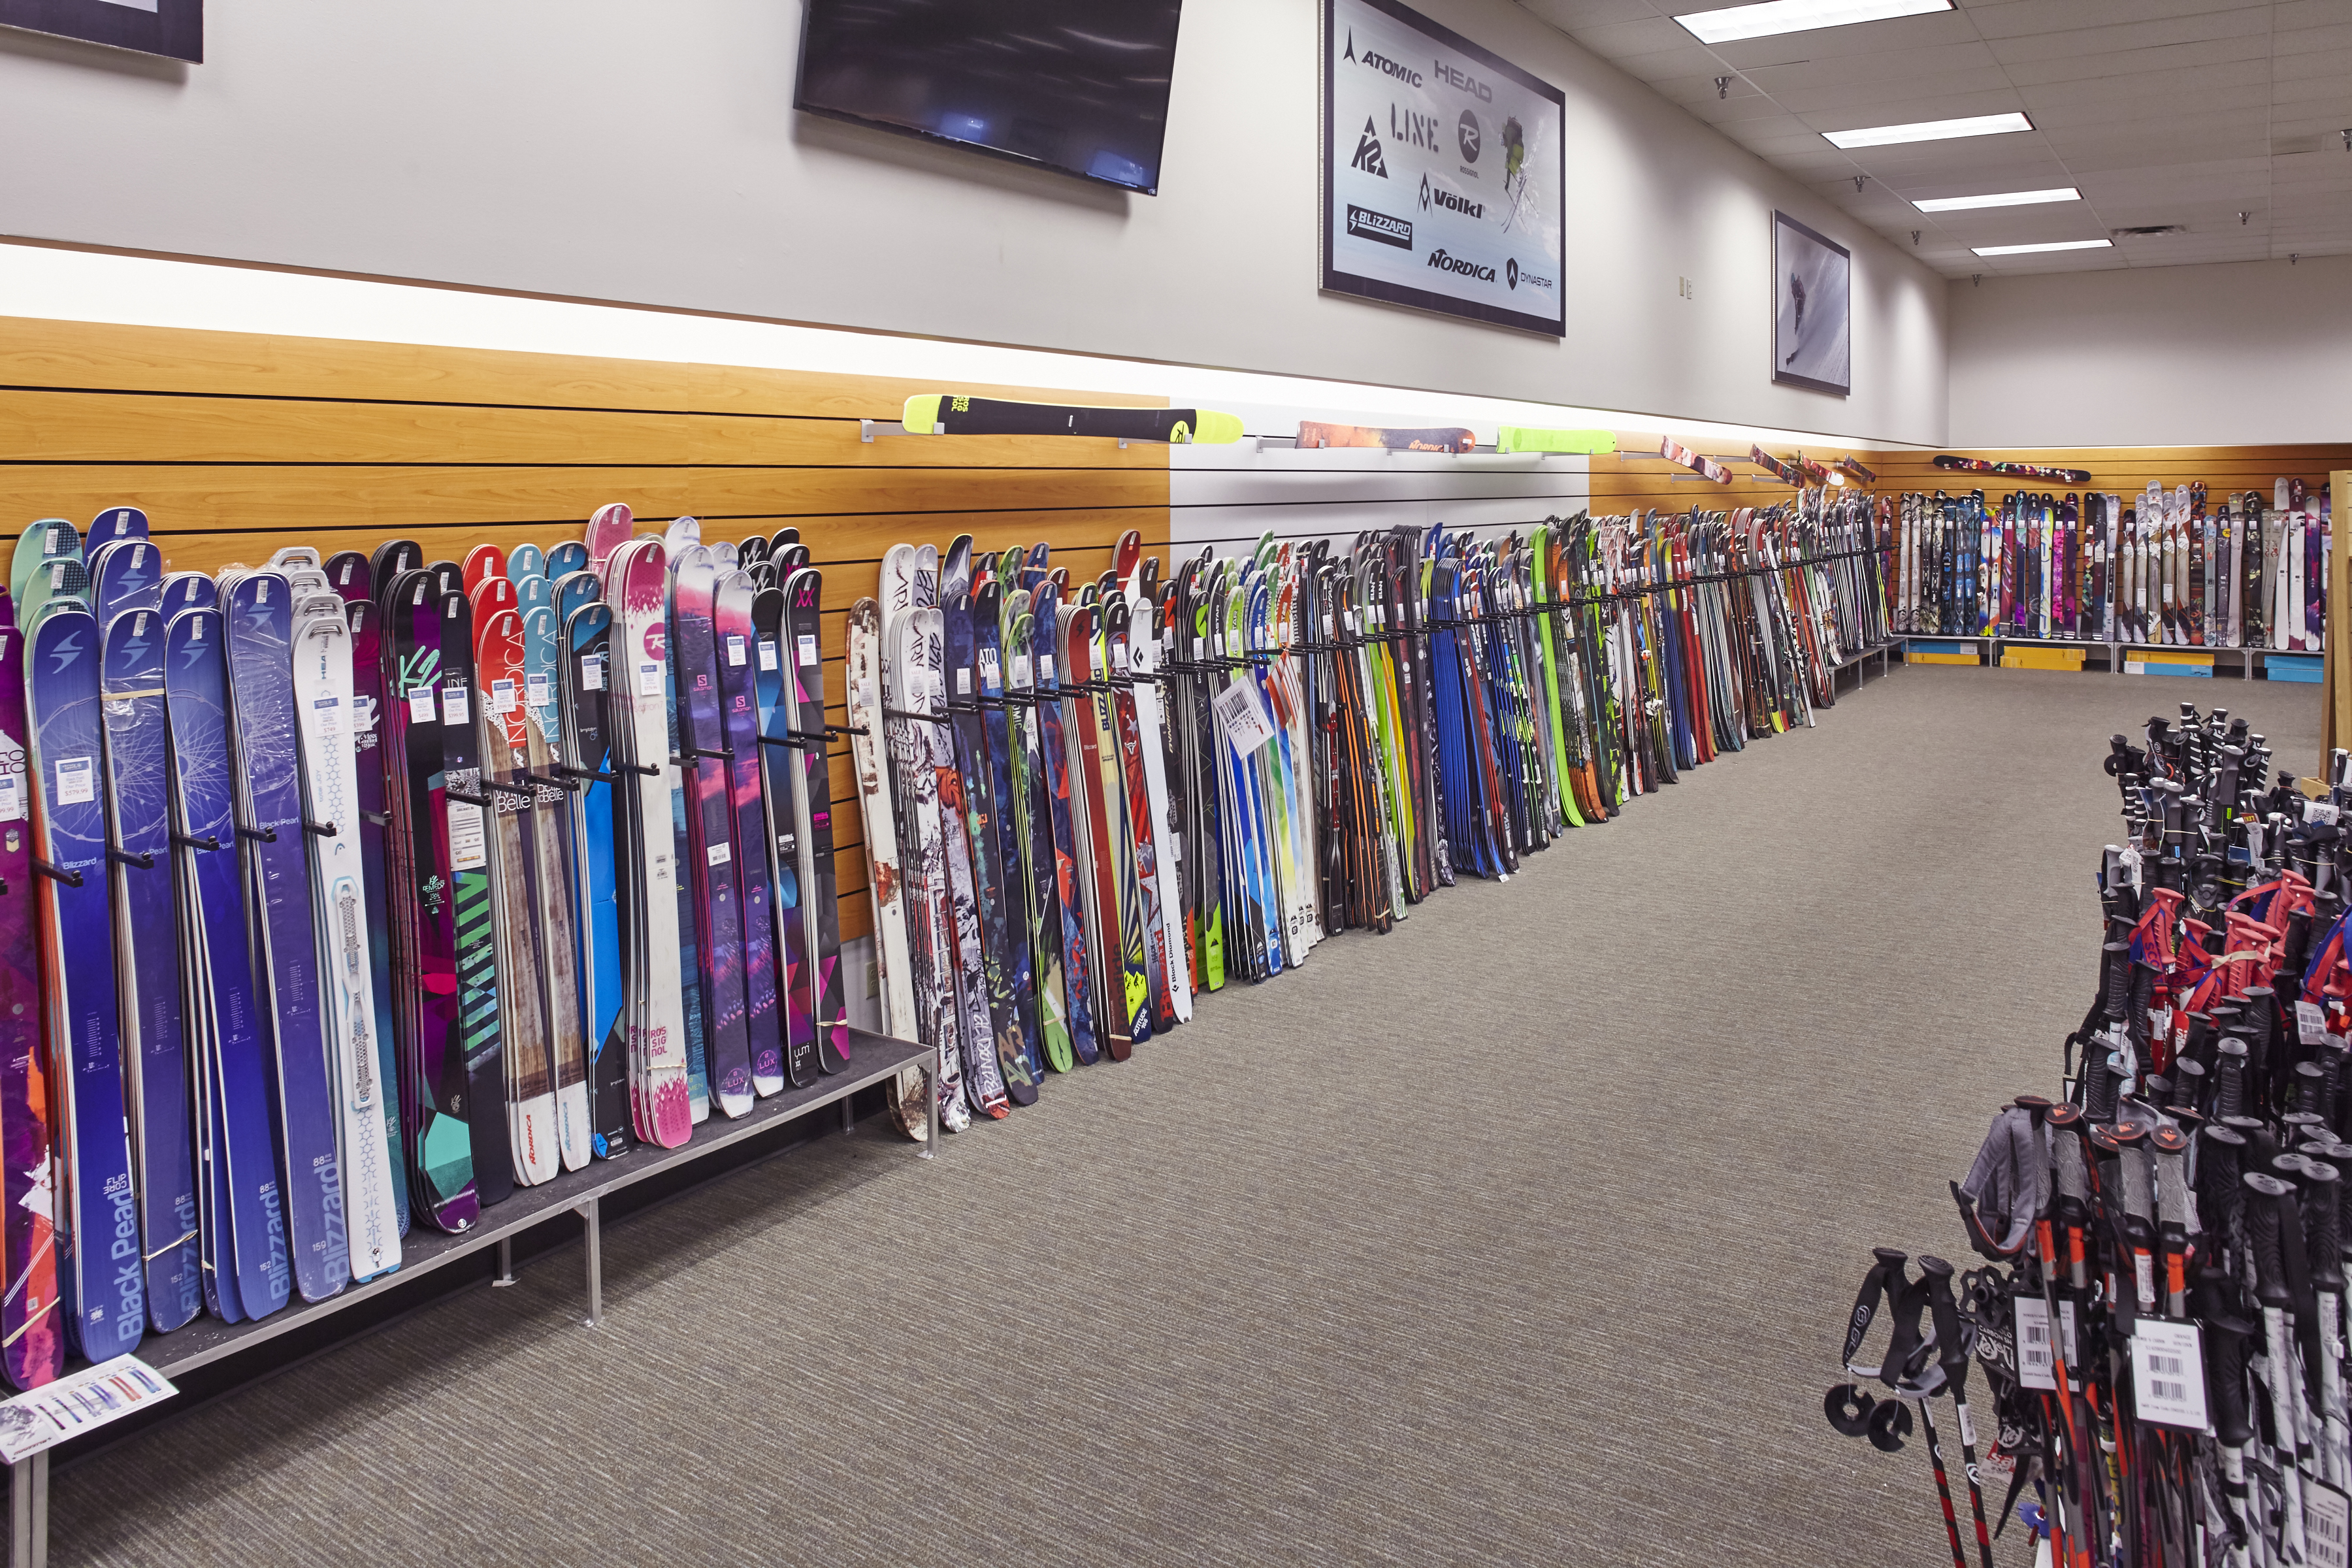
1518;0;1662;29
1967;0;2270;42
1565;14;1706;57
2273;45;2352;82
2272;21;2352;52
1772;69;2020;115
1707;10;1987;63
2005;41;2275;90
1983;7;2276;60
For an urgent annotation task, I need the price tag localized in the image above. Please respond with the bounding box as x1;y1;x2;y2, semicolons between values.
312;695;343;737
796;633;819;668
957;668;972;696
635;661;663;698
0;776;22;823
54;757;93;808
351;694;377;734
707;841;732;868
581;654;605;692
2300;1001;2331;1045
525;672;551;710
1212;680;1278;756
489;678;517;715
0;1354;176;1462
1040;655;1055;683
1011;652;1031;687
757;640;779;672
726;634;747;668
2014;1297;2078;1391
2129;1319;2208;1432
408;687;435;723
440;686;470;726
2309;1482;2352;1568
446;796;487;871
2310;801;2342;827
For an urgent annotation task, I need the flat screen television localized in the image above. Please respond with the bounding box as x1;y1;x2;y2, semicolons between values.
794;0;1186;195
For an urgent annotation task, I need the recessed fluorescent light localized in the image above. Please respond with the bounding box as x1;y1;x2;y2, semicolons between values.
1970;239;2113;256
1914;186;2080;212
1823;112;2033;149
1673;0;1952;44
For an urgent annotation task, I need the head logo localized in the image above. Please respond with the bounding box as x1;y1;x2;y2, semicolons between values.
1458;110;1481;163
1351;117;1388;178
1433;60;1495;103
46;630;84;672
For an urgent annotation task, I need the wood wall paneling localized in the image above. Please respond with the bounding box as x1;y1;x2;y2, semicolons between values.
0;317;1174;943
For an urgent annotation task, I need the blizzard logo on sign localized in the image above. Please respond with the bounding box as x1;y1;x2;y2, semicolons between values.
1434;60;1494;102
1350;118;1388;178
1389;105;1441;152
1343;29;1423;88
1418;175;1483;218
1426;249;1497;282
1345;204;1413;250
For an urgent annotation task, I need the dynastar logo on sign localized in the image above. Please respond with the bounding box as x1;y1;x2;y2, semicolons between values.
1350;117;1388;178
1418;174;1484;219
1434;60;1495;102
1458;110;1482;162
1390;105;1441;152
1426;249;1497;282
1507;260;1554;291
1343;28;1424;87
1346;204;1413;250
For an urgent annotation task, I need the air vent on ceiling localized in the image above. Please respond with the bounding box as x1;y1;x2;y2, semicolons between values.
2112;225;2187;237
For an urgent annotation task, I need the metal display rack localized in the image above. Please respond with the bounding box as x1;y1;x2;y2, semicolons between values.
3;1027;935;1568
1899;634;2318;678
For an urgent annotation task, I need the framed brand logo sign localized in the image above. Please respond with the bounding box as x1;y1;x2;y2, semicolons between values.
0;0;201;61
1321;0;1565;338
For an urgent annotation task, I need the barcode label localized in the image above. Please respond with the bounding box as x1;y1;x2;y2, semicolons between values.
2129;1319;2208;1431
727;634;747;667
757;639;779;672
2014;1297;2079;1391
54;757;93;808
2308;1482;2351;1568
581;654;605;691
2300;1000;2330;1045
408;687;435;723
1040;656;1055;682
957;668;972;696
707;841;731;868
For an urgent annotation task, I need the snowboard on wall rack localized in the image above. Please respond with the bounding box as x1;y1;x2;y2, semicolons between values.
902;395;1241;446
1495;427;1615;455
1295;422;1474;453
1933;455;2092;485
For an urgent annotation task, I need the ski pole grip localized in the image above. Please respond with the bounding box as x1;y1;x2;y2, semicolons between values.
2216;1038;2249;1119
2085;1051;2119;1122
2172;1058;2206;1111
2102;940;2131;1019
2153;1132;2194;1233
2299;1161;2345;1292
2244;1171;2295;1309
2205;1314;2257;1446
2120;1144;2157;1225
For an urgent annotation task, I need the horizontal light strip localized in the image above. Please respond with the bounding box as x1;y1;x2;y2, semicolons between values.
1674;0;1950;45
1823;112;2033;149
0;240;1909;454
1914;186;2079;212
1970;238;2113;256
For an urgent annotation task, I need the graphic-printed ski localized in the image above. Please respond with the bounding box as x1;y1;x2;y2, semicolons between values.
781;568;852;1073
0;627;64;1385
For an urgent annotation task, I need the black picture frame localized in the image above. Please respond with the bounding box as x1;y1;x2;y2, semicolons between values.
1771;210;1850;397
0;0;201;61
1320;0;1566;338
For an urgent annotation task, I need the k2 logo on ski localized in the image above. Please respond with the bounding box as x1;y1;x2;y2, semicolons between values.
1350;118;1388;178
1345;204;1413;250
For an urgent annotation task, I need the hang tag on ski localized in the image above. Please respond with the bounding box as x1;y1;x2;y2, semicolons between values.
2014;1296;2078;1390
2308;1482;2352;1568
796;633;819;668
312;694;344;737
726;634;747;668
525;672;550;710
407;686;435;724
54;757;93;808
0;1354;176;1462
490;678;517;715
447;796;487;871
440;685;470;726
635;661;662;698
2128;1319;2207;1431
2300;1001;2330;1046
0;775;22;823
707;841;731;868
757;639;778;672
1212;680;1277;757
581;654;605;692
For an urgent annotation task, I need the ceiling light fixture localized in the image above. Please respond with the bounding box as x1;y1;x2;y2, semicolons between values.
1969;239;2113;256
1823;112;2033;149
1913;186;2079;212
1673;0;1951;45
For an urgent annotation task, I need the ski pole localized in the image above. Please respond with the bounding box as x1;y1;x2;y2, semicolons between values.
1921;1256;1997;1568
1912;1383;1972;1568
2245;1170;2311;1560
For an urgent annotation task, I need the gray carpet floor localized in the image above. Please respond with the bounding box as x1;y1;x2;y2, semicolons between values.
46;664;2323;1567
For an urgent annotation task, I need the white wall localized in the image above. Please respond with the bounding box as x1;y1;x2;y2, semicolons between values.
0;0;1948;446
1948;255;2352;449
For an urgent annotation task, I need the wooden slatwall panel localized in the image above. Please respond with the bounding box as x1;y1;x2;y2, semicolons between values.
1583;442;1875;516
0;316;1173;943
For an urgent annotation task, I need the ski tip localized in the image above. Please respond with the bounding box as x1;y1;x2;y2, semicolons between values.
1191;409;1244;446
902;394;941;434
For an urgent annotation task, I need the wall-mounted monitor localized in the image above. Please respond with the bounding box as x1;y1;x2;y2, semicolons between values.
794;0;1186;195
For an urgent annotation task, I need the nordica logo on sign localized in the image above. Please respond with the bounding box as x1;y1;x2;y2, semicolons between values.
1346;205;1414;250
1426;250;1497;282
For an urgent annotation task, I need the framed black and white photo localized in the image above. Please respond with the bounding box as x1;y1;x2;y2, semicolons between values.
1322;0;1566;338
1772;212;1849;397
0;0;201;61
